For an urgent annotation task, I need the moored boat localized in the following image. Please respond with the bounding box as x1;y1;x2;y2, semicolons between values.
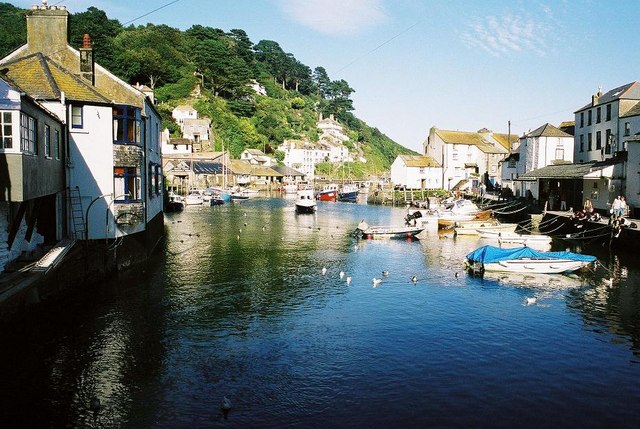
479;231;552;248
465;244;597;274
455;221;519;236
355;220;424;239
295;189;317;214
166;193;184;212
184;191;203;205
316;183;339;201
338;183;359;202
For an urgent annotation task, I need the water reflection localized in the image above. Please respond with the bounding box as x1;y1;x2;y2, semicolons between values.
3;197;640;427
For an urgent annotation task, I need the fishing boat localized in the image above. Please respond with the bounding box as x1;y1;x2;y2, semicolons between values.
355;220;424;239
465;245;597;274
338;183;359;202
295;189;317;214
316;183;339;201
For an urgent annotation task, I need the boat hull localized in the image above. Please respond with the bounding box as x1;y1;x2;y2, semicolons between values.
316;191;337;201
482;259;588;274
359;226;424;240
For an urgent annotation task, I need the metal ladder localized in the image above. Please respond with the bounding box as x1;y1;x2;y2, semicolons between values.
69;187;85;240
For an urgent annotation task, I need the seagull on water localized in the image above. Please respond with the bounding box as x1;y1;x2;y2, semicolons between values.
410;275;418;284
372;277;382;287
382;270;389;277
321;267;327;275
339;271;345;279
221;396;232;420
525;297;537;306
346;276;352;285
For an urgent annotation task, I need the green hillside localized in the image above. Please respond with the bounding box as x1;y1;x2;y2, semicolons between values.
0;3;419;178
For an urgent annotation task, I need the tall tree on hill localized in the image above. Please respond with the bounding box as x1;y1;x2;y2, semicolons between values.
313;67;331;98
253;40;289;88
0;3;26;58
68;7;123;70
326;79;355;119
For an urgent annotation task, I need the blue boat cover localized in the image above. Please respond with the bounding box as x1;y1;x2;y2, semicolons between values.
466;245;597;264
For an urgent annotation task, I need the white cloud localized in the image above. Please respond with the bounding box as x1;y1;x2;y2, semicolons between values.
279;0;387;36
458;13;553;58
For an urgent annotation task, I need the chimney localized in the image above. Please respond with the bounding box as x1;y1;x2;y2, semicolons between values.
79;33;94;84
26;1;69;60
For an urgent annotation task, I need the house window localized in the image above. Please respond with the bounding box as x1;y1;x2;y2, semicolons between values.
1;111;12;149
154;165;161;195
114;166;141;201
20;112;37;154
605;129;612;155
596;131;601;150
588;133;592;151
580;135;584;152
606;104;611;121
555;147;564;160
55;129;60;159
71;105;83;129
112;105;141;145
148;164;154;197
580;112;584;128
44;124;51;157
452;152;458;160
596;107;601;123
419;167;425;174
588;110;592;126
625;122;631;136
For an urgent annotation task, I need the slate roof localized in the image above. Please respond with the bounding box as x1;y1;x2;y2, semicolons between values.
435;129;507;154
575;82;640;112
251;166;283;177
399;154;441;168
492;133;519;151
192;162;223;174
516;159;622;180
525;123;573;138
229;159;252;174
1;53;112;104
271;165;305;177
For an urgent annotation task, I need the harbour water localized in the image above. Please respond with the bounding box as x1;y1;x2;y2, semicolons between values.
2;196;640;428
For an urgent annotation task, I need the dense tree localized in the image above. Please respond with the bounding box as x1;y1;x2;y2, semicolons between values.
313;67;331;98
0;3;26;58
68;7;123;69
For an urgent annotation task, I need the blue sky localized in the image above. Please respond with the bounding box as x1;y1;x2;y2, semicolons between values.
12;0;640;152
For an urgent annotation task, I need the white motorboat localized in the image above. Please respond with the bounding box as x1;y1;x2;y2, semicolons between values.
455;222;519;236
479;231;552;247
466;245;597;274
184;191;203;205
295;189;317;214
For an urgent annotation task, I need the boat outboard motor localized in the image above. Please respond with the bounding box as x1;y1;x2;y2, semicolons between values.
404;211;422;225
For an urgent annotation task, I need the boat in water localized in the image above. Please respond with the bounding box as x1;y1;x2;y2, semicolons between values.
166;193;184;212
465;244;597;274
316;183;339;201
479;231;553;248
454;221;519;236
355;220;424;239
184;191;204;205
338;183;359;202
295;189;317;214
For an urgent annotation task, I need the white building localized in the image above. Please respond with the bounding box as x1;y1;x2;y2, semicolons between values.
423;127;511;191
1;2;163;253
501;123;573;198
390;155;442;189
172;105;198;127
241;148;276;167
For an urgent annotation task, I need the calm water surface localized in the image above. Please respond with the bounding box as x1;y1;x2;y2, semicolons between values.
2;196;640;428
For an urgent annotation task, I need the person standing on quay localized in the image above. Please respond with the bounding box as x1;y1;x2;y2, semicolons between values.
612;195;623;218
584;198;593;214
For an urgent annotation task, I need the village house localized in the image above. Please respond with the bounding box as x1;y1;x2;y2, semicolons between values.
0;76;66;272
500;123;574;206
423;127;513;191
0;2;164;270
172;105;198;127
241;148;276;167
390;155;442;190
